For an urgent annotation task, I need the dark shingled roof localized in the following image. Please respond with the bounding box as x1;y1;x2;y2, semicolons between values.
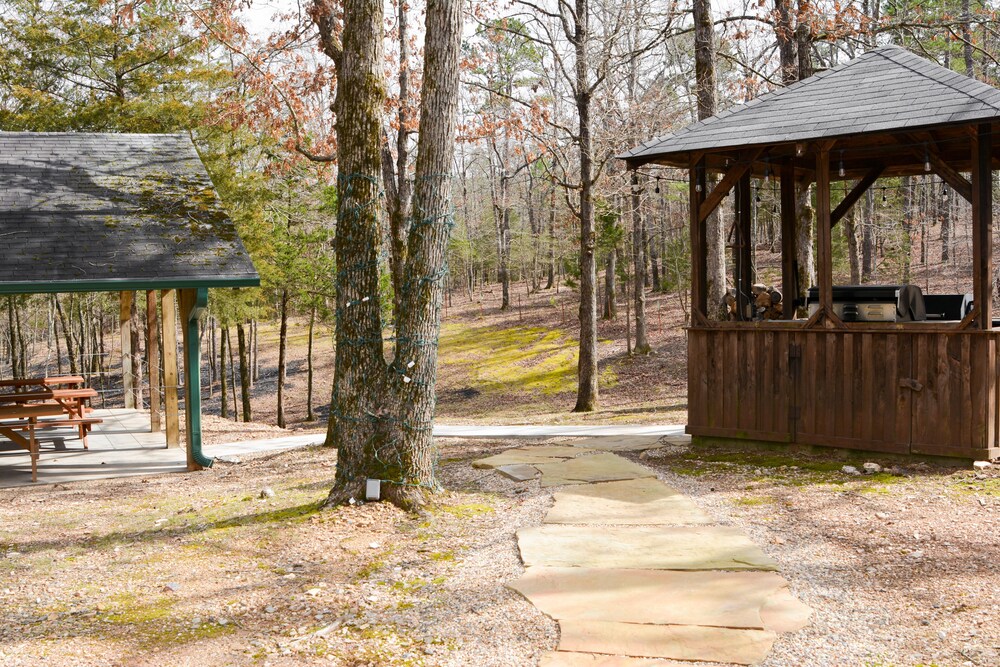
0;132;259;293
621;45;1000;166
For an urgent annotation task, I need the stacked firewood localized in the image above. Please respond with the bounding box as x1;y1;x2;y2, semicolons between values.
724;284;783;321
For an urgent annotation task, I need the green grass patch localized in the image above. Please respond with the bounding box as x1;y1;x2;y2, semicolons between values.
732;495;777;506
439;323;616;395
432;502;495;518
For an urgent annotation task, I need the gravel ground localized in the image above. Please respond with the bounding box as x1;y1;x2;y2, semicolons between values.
631;445;1000;667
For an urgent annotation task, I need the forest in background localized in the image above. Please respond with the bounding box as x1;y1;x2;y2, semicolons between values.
0;0;998;428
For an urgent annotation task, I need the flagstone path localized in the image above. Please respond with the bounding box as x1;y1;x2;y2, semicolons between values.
474;438;812;666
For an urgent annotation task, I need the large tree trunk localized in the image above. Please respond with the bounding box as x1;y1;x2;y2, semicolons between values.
693;0;725;319
546;184;556;289
220;326;229;420
631;174;651;354
862;189;875;281
277;288;288;428
306;305;315;421
845;205;861;284
54;295;77;376
573;0;599;412
237;321;251;422
603;246;617;320
319;0;462;509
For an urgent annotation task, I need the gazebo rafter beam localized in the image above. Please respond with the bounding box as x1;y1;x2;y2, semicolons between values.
830;165;885;228
698;148;764;223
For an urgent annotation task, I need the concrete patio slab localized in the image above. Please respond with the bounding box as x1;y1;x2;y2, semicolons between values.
539;651;691;667
517;525;780;571
545;478;712;525
508;567;789;628
534;453;657;487
558;621;776;665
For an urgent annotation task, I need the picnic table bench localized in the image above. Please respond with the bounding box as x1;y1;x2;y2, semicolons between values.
0;383;103;482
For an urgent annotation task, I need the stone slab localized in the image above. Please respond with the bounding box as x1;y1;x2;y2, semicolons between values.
496;463;539;482
472;446;593;469
558;621;776;665
508;567;788;628
539;652;691;667
569;435;670;452
517;525;780;571
760;587;813;633
545;478;712;525
534;453;657;487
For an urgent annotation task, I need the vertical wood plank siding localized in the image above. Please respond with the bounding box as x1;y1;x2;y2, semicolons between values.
687;326;1000;459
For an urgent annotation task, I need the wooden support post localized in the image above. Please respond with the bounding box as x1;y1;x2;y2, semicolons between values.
120;291;134;409
146;291;161;433
815;148;834;317
972;124;993;330
780;161;797;319
161;290;180;448
736;170;753;320
180;289;196;469
689;157;708;321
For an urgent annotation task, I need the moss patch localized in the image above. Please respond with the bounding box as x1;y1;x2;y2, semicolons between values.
439;323;616;395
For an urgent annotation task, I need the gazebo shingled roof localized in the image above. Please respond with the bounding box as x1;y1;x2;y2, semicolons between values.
621;45;1000;176
0;132;258;294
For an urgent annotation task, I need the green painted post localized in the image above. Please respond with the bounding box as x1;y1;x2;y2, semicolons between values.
183;287;213;470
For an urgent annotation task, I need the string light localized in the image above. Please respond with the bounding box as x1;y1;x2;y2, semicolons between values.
882;187;887;205
654;177;660;194
838;151;845;178
942;183;948;202
924;145;931;172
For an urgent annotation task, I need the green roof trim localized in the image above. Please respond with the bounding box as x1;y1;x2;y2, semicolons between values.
0;276;260;295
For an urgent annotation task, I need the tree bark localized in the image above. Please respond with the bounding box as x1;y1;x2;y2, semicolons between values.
306;305;315;421
693;0;726;319
631;174;651;354
319;0;463;509
573;0;599;412
54;295;77;376
603;245;617;320
277;288;288;428
546;184;556;289
220;326;228;419
236;321;251;422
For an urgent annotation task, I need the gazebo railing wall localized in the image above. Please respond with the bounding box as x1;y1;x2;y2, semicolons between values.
688;323;1000;460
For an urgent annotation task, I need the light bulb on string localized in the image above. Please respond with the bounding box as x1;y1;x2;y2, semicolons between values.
924;145;931;172
882;188;887;205
654;177;660;194
838;151;845;178
942;184;948;202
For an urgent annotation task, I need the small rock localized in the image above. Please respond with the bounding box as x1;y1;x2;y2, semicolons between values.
282;573;297;580
973;460;993;470
875;512;890;520
305;588;322;597
841;465;860;475
978;498;987;506
368;542;380;549
191;616;202;627
264;606;277;614
162;583;180;593
862;462;882;474
908;549;924;559
260;487;276;499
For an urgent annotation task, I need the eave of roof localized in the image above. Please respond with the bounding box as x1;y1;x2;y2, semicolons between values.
620;45;1000;168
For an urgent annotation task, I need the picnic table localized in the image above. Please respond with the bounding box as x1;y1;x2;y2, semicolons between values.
0;375;85;392
0;380;103;482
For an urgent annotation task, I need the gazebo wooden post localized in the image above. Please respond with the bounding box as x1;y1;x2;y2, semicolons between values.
689;156;708;320
179;288;211;472
972;123;993;330
120;291;135;409
161;289;180;448
736;170;753;320
814;147;834;318
146;291;161;432
779;161;797;319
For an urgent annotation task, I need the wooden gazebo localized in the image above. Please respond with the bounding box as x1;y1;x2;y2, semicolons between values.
622;45;1000;460
0;132;260;470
